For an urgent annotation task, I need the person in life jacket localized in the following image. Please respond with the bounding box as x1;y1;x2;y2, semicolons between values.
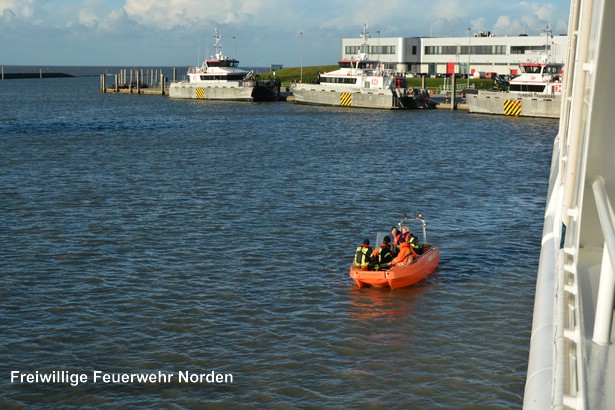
390;227;402;255
388;235;420;267
400;226;411;243
407;230;422;255
354;239;373;270
371;236;394;270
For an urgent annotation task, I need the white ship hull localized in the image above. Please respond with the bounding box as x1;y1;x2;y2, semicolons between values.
467;91;561;118
169;82;278;101
292;85;409;109
524;0;615;408
292;84;431;110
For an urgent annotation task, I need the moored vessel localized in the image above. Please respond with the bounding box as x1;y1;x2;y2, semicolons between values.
292;24;433;110
467;27;563;118
169;29;280;101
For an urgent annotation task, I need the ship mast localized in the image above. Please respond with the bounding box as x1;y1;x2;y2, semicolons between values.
359;23;370;60
541;23;553;63
213;28;223;60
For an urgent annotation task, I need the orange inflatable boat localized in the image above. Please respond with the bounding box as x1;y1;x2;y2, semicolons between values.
349;214;440;289
349;245;440;289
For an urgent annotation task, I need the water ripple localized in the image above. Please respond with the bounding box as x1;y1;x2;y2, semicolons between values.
0;77;556;408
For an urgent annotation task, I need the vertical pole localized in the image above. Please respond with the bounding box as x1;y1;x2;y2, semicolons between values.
136;70;140;93
161;73;165;95
467;27;471;89
593;244;615;345
173;67;177;83
451;74;457;110
592;176;615;345
299;32;303;83
115;74;119;93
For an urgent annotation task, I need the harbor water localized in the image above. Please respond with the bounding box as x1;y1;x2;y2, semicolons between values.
0;76;556;409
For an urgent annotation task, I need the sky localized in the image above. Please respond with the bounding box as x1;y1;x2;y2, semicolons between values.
1;0;571;67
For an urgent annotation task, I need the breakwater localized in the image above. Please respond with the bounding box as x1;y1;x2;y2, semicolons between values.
1;72;74;80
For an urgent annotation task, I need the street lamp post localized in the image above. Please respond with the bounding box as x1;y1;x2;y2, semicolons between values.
233;36;236;59
467;27;471;88
299;32;303;83
376;30;380;69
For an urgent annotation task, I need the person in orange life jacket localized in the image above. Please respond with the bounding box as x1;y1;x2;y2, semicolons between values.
354;239;373;270
406;229;422;255
387;235;419;267
390;227;403;255
400;226;411;242
371;236;394;270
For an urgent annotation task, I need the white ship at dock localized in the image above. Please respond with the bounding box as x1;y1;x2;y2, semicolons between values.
467;26;563;118
524;0;615;408
291;24;433;110
169;29;279;102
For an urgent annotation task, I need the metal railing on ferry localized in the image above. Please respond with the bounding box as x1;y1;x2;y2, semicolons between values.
590;176;615;345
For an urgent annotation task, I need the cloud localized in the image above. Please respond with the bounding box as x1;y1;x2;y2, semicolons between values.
0;0;35;19
1;7;17;23
0;0;571;66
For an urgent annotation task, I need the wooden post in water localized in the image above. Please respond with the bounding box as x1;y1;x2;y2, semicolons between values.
115;74;119;93
161;73;165;95
451;74;457;111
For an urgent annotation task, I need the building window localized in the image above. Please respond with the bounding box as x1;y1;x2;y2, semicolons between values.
511;45;550;54
345;45;395;55
442;45;457;54
320;77;358;84
412;45;417;55
424;44;506;55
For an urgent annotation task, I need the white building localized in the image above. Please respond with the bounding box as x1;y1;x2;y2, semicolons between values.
341;32;567;77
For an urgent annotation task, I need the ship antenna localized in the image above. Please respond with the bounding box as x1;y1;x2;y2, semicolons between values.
541;23;553;62
213;28;223;59
359;22;370;59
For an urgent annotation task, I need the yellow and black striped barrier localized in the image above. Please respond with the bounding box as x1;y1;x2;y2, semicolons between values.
340;92;352;107
195;88;205;99
504;99;522;116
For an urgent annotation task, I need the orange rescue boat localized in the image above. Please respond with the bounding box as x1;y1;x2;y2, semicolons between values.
349;214;440;289
349;245;440;289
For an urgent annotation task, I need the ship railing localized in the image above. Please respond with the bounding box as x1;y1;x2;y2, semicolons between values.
590;176;615;345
